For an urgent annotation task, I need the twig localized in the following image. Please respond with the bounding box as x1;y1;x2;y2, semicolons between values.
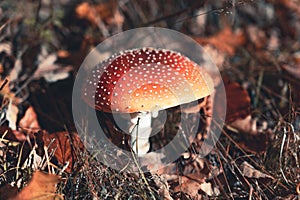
16;142;25;180
144;0;211;27
0;79;8;91
130;149;156;200
254;70;264;108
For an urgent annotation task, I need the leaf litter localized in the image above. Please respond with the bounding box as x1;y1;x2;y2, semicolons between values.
0;0;300;199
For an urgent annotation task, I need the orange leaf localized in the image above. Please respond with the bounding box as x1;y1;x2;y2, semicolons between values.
214;77;251;123
42;131;85;173
195;25;246;55
12;171;62;200
76;1;118;25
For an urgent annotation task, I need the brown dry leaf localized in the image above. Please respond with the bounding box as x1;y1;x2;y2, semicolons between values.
199;182;214;196
19;106;40;129
227;115;271;154
76;1;118;25
34;49;72;83
174;176;205;200
229;115;257;135
0;126;21;141
240;161;273;180
215;77;251;123
227;113;271;154
7;127;27;144
0;184;18;200
152;174;173;200
195;25;246;56
239;130;271;154
76;2;99;25
279;0;300;17
181;154;208;175
75;1;123;36
283;64;300;79
216;78;271;154
12;171;62;200
202;45;226;70
42;131;85;173
10;106;40;141
247;25;268;49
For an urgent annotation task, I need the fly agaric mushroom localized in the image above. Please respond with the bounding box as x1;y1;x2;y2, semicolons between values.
82;48;214;155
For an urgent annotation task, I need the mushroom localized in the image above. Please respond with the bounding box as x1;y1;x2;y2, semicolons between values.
82;48;214;155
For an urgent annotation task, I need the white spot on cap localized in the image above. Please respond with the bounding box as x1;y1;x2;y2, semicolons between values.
83;47;213;113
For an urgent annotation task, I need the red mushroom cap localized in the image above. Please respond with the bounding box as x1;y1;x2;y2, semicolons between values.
82;48;214;113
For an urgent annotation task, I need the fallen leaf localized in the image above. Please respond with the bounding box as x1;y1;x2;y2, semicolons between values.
76;1;118;24
34;47;72;82
12;171;62;200
229;115;257;135
42;66;72;82
174;176;204;200
214;77;251;123
195;25;246;56
152;174;173;200
274;2;298;37
199;181;214;196
0;126;23;141
216;77;271;154
19;106;40;129
42;131;85;173
239;130;272;154
279;0;300;17
226;115;272;154
283;64;300;80
0;184;18;200
141;152;166;171
181;154;208;176
240;161;273;180
76;2;98;24
202;45;226;70
247;25;267;49
0;42;12;55
10;106;40;141
6;99;18;130
75;1;120;36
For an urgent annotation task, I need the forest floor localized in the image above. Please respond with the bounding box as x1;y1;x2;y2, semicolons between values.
0;0;299;199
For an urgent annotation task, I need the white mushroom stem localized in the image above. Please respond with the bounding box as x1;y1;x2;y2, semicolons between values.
129;112;152;155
